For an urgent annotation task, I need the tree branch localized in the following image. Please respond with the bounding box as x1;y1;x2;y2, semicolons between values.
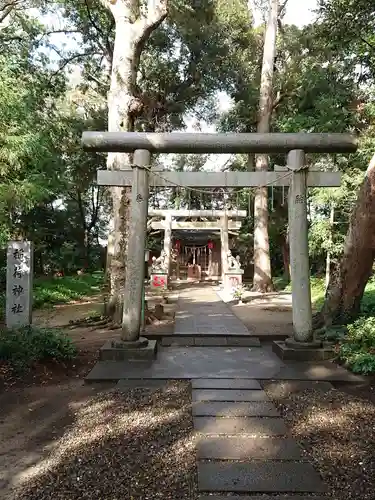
361;36;375;51
1;29;81;45
48;51;101;80
86;71;109;88
278;0;289;17
0;5;14;24
84;0;113;59
132;0;168;91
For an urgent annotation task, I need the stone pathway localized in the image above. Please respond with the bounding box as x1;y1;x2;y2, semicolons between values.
162;285;261;346
192;378;327;498
86;283;367;496
86;284;364;383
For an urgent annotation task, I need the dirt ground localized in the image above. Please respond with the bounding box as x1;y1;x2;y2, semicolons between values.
230;291;294;338
32;293;176;355
264;380;375;499
1;381;194;500
0;293;183;499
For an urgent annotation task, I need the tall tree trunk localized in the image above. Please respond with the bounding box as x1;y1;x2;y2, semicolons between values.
325;203;335;290
282;232;290;280
316;154;375;327
252;0;278;292
100;0;168;323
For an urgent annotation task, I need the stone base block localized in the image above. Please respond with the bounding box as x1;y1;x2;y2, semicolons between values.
187;264;201;281
285;337;322;349
272;340;335;361
100;338;157;361
224;271;244;291
150;273;168;291
161;336;261;347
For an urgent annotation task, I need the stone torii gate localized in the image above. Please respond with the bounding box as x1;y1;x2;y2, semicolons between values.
82;132;357;359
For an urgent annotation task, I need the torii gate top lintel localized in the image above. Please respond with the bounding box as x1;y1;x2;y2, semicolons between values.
82;131;357;154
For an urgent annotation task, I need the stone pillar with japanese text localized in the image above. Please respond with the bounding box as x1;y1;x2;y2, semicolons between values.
6;241;33;328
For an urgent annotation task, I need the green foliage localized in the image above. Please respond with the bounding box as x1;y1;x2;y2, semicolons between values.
310;278;327;310
338;317;375;374
317;0;375;81
274;276;327;310
279;276;375;314
274;274;375;374
273;276;290;291
0;326;77;372
33;272;104;308
0;54;65;245
232;284;247;299
359;278;375;316
0;5;109;268
0;272;103;322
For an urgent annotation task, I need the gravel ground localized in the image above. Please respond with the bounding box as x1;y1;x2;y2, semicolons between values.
8;381;196;500
264;380;375;500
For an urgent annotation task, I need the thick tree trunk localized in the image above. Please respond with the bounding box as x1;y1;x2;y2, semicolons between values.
104;16;136;322
316;154;375;327
282;232;290;280
101;0;167;323
252;0;278;292
325;203;335;290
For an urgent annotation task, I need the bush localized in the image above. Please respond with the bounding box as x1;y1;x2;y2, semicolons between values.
0;271;104;321
338;317;375;374
360;278;375;316
33;272;104;308
0;326;77;372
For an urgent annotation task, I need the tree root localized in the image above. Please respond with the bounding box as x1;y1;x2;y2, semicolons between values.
108;322;121;330
68;315;107;329
251;283;274;293
90;318;112;328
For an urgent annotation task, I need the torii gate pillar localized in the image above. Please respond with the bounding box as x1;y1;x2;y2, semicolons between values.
286;150;316;345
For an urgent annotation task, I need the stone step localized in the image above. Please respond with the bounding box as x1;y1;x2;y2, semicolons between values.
197;436;302;460
99;339;157;361
172;331;251;338
273;341;335;361
198;462;326;493
116;379;169;390
193;402;279;417
192;379;261;390
161;336;261;347
198;496;327;500
194;417;288;436
193;389;269;402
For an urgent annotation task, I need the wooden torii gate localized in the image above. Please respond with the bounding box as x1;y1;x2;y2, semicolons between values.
82;132;357;355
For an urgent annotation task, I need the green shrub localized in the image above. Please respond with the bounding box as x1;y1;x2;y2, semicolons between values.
338;317;375;374
0;326;77;372
33;272;104;308
360;278;375;316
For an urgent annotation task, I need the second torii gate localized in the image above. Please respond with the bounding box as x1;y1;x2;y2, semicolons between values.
82;132;357;357
148;208;247;278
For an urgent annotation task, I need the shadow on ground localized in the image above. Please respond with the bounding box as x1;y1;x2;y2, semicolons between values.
1;381;195;500
263;380;375;499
